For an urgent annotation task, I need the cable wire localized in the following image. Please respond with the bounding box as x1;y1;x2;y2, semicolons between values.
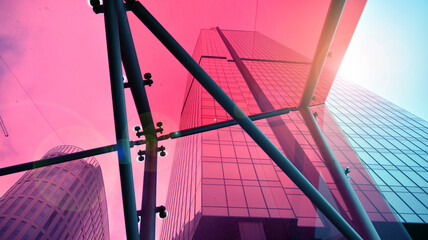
0;55;65;143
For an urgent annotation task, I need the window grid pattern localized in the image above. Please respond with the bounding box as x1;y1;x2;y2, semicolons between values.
161;65;203;240
161;28;418;239
327;79;428;223
199;29;231;59
244;61;310;108
181;29;231;108
0;145;109;239
222;30;310;63
220;29;397;224
224;29;338;108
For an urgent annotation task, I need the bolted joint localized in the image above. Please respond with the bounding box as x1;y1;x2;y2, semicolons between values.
133;126;144;138
144;72;152;79
136;131;145;138
135;146;166;161
156;205;167;219
89;0;100;6
157;145;167;157
136;205;167;220
313;112;318;118
143;72;153;86
344;167;351;179
92;5;104;14
89;0;104;14
91;1;132;14
143;79;154;86
136;150;146;162
155;122;163;134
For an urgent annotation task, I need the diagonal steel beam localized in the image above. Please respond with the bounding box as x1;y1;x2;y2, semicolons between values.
0;144;118;176
103;0;139;238
0;107;295;177
301;108;381;240
216;24;354;231
127;1;362;239
296;0;381;239
169;107;293;139
299;0;345;108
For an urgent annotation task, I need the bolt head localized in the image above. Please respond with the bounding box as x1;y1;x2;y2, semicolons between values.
144;72;152;79
89;0;101;7
158;211;167;219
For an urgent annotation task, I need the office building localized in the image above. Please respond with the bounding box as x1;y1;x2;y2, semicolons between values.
159;24;426;240
0;145;110;239
327;79;428;229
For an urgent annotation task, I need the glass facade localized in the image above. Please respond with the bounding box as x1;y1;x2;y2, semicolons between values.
160;25;426;240
327;79;428;224
0;145;109;239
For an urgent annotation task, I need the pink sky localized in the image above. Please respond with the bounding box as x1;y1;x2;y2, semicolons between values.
0;0;365;239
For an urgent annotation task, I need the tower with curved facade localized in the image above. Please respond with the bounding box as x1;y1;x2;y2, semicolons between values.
0;145;110;239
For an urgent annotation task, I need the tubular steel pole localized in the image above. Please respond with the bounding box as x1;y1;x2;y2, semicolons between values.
0;104;290;177
296;0;381;239
103;0;139;239
300;108;380;240
0;144;118;176
299;0;346;108
128;2;362;239
114;1;158;239
170;108;292;139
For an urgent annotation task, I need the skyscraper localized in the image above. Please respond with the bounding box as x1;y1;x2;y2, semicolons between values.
160;26;425;239
0;145;110;239
327;79;428;233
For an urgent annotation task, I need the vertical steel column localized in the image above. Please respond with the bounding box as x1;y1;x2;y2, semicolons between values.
103;0;139;239
114;1;158;239
128;2;362;239
297;0;380;239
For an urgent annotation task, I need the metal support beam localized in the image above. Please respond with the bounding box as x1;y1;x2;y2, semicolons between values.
103;0;139;238
300;108;380;240
0;107;291;176
0;108;286;176
295;0;380;238
0;144;119;176
170;107;293;139
113;1;159;239
299;0;346;108
128;2;362;239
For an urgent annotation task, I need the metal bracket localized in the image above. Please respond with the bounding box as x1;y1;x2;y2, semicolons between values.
136;205;167;220
134;121;162;138
136;145;166;161
124;73;153;88
91;0;134;14
344;167;351;179
155;122;163;134
90;0;104;14
143;72;153;86
137;150;145;162
134;126;144;138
